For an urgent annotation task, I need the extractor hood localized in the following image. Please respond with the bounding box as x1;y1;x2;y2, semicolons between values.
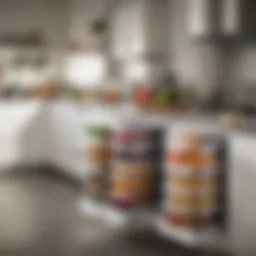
188;0;241;40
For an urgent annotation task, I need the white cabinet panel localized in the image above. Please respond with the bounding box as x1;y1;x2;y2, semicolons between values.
188;0;213;36
229;138;256;256
0;102;47;169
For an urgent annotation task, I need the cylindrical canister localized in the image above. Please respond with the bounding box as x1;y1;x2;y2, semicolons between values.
87;125;111;167
111;126;157;209
86;125;112;202
164;131;220;229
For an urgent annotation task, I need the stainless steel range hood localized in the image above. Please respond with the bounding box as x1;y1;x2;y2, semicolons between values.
188;0;241;39
221;0;240;35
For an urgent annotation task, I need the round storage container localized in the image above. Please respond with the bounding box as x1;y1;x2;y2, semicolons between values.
87;125;111;167
163;130;220;230
85;124;112;203
111;126;156;209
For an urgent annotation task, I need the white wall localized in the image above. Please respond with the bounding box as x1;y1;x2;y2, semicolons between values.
69;0;110;47
0;0;70;46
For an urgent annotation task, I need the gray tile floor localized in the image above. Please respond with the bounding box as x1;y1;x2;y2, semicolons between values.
0;170;229;256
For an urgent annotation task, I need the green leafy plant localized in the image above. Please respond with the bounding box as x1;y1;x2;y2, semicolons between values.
156;86;179;104
87;125;111;140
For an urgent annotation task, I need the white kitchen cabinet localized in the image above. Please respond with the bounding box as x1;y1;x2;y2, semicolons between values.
221;0;240;35
0;0;69;47
188;0;241;38
110;0;169;60
229;137;256;256
0;102;48;169
188;0;216;37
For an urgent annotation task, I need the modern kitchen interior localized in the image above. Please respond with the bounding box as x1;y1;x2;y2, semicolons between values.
0;0;256;255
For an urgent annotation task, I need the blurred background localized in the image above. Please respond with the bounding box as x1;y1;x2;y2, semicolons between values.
0;0;255;255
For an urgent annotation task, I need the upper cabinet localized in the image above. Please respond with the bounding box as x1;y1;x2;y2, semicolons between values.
187;0;256;42
110;0;169;60
0;0;69;47
188;0;217;38
221;0;240;35
187;0;241;40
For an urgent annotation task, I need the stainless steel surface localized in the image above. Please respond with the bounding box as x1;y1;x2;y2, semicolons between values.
221;0;240;35
188;0;241;38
